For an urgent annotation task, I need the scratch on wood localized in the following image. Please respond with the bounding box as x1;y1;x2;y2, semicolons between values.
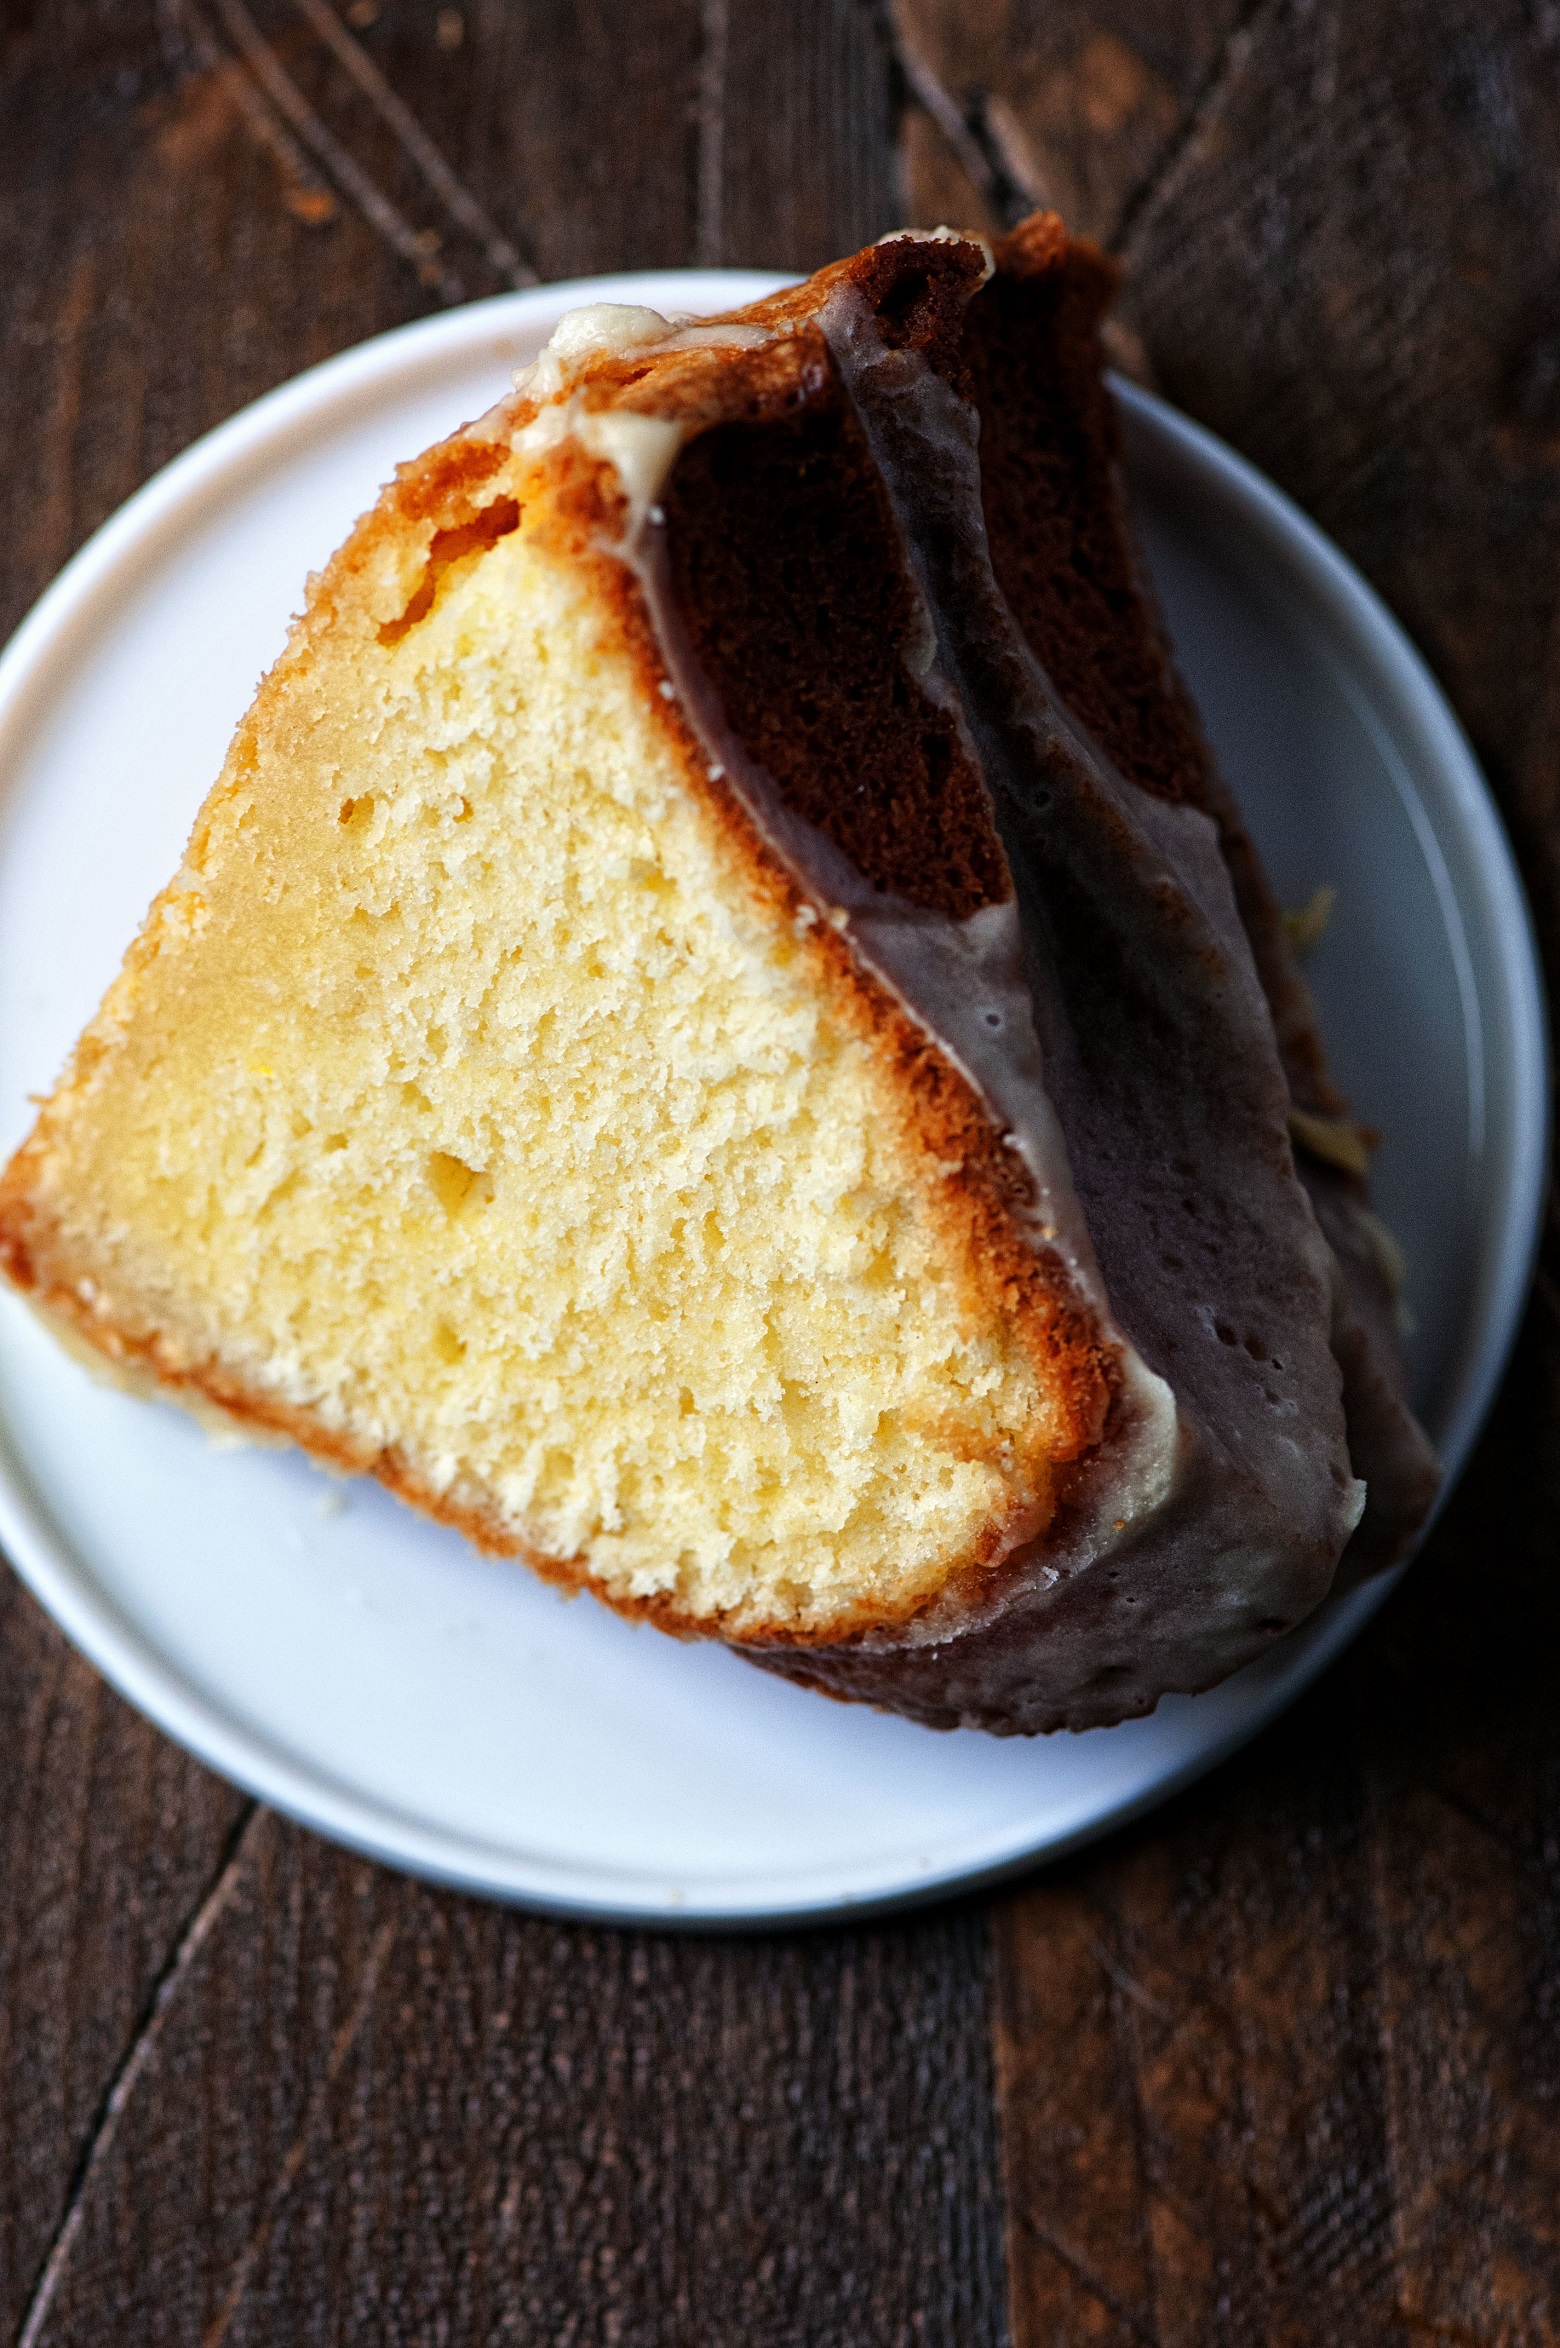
876;0;1037;229
695;0;728;267
1016;2210;1159;2346
203;0;468;301
287;0;536;285
1418;1778;1531;1864
1111;0;1280;260
1089;1935;1173;2021
200;1911;401;2348
164;0;339;223
14;1802;262;2348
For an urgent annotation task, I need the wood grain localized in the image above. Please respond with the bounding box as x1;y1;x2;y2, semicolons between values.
984;6;1560;2340
1118;0;1560;911
994;1310;1560;2347
892;0;1252;245
4;1;1560;2342
15;1807;1006;2347
0;1576;248;2343
715;0;899;271
0;6;1009;2343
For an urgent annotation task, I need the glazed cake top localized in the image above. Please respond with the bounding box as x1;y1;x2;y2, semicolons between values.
457;225;1378;1718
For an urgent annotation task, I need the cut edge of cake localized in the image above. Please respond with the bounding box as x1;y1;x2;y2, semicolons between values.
0;218;1437;1729
0;249;1137;1656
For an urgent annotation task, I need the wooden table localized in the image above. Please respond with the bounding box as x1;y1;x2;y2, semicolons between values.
2;4;1558;2340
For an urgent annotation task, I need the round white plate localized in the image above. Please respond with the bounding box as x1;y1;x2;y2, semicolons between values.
0;273;1545;1926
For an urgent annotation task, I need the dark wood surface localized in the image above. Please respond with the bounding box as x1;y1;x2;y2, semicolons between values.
1;3;1557;2341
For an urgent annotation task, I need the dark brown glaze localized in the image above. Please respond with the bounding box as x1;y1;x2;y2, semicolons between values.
546;227;1416;1727
733;247;1361;1727
963;220;1205;811
659;380;1009;919
1307;1166;1443;1589
964;218;1341;1113
964;215;1439;1584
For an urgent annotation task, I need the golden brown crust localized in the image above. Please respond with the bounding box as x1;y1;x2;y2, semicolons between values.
0;220;1429;1733
528;439;1116;1468
0;287;1119;1650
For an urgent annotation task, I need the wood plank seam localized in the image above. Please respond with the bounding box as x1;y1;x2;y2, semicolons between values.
198;1910;400;2348
13;1801;261;2348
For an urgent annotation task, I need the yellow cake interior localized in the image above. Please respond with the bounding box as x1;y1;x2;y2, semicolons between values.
17;500;1060;1634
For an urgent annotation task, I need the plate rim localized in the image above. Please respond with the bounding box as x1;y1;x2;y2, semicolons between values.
0;271;1546;1928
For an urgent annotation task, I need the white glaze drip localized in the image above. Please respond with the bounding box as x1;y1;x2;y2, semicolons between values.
512;304;778;406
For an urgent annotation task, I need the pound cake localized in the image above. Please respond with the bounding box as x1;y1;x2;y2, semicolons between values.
0;218;1438;1732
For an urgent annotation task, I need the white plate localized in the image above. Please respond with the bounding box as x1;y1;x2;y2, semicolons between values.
0;273;1545;1926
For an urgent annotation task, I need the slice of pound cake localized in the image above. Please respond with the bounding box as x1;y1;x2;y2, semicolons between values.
0;218;1438;1732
